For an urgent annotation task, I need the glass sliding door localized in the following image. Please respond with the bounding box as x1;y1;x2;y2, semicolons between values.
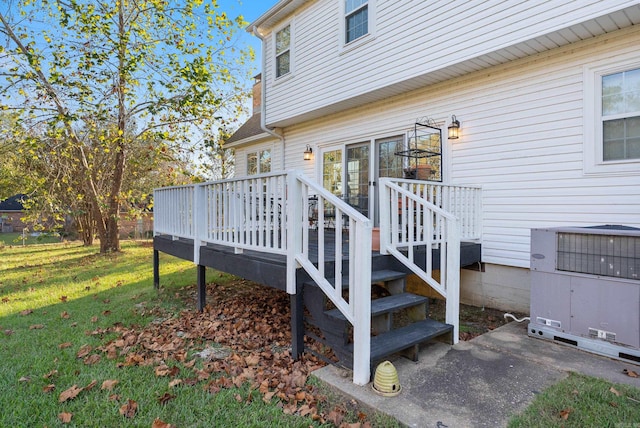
374;136;405;225
345;143;370;217
322;149;343;197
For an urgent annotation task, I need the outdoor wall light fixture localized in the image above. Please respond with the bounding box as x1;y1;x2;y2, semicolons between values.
448;115;460;139
303;145;313;160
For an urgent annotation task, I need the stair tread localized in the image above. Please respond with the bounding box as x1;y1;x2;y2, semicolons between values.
352;318;453;362
325;292;427;320
305;269;406;288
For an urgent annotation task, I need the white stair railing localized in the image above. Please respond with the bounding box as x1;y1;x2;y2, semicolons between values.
289;171;372;386
387;178;481;241
379;178;461;344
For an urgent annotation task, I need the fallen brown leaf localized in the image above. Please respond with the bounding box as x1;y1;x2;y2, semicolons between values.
1;297;9;303
327;410;344;426
83;354;101;365
559;408;572;420
43;370;58;379
624;369;639;378
119;399;138;418
91;316;98;323
58;412;73;423
77;345;92;358
58;342;72;349
29;324;44;330
101;379;119;390
168;379;182;388
59;296;68;302
42;384;56;393
18;376;31;383
155;365;171;377
59;385;83;403
157;392;176;405
61;311;70;319
610;386;622;397
20;309;33;316
84;380;98;391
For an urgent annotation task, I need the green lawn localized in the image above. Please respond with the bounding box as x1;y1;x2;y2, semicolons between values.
509;372;640;427
0;231;64;246
3;241;637;427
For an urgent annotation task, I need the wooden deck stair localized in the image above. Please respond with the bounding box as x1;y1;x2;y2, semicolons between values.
304;268;453;370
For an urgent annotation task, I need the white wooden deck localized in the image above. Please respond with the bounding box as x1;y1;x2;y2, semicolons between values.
153;170;481;385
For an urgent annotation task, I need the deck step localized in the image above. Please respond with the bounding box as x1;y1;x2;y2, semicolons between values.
364;318;453;363
305;269;407;289
325;292;428;321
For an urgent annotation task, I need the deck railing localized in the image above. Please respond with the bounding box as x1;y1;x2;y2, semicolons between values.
386;178;482;241
153;184;195;239
379;178;476;343
195;172;289;261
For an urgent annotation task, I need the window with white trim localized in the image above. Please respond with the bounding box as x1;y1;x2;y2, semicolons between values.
275;25;290;78
247;150;271;175
345;0;368;44
584;58;640;175
602;68;640;161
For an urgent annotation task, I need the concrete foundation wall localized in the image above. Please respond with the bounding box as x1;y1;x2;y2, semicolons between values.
461;264;530;314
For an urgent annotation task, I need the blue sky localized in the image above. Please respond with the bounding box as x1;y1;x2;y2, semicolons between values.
222;0;273;68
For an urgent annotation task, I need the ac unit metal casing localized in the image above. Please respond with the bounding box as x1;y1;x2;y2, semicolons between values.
528;226;640;363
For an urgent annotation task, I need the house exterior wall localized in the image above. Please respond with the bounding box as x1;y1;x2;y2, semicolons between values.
0;211;26;232
260;0;638;126
233;139;283;176
276;25;640;272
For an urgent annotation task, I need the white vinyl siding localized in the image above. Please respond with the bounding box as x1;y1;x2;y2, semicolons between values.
278;25;640;268
261;0;639;126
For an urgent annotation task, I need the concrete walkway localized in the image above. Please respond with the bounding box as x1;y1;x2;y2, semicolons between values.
313;322;640;427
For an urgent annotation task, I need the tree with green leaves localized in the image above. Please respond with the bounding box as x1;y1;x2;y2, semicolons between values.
0;0;253;252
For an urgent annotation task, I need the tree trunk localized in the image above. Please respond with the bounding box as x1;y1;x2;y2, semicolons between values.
99;213;120;253
76;208;95;246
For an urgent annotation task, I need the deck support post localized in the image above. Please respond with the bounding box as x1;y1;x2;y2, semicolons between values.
290;281;304;359
197;265;206;312
153;249;160;290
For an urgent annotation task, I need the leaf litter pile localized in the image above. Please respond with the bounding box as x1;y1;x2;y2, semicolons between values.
78;279;375;427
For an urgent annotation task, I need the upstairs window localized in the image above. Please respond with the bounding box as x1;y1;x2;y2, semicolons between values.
602;67;640;161
345;0;368;44
275;25;291;78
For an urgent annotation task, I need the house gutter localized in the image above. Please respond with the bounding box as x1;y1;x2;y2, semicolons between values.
251;26;286;170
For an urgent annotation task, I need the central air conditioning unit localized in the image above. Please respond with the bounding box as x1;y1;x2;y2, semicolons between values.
528;226;640;363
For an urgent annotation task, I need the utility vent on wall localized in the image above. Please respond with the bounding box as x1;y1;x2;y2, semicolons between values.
528;226;640;363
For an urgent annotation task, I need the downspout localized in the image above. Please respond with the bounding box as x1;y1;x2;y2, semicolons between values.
251;26;286;170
